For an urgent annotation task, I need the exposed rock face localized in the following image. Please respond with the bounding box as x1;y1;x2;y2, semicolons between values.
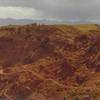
0;24;100;100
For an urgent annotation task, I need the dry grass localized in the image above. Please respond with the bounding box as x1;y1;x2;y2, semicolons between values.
0;23;100;100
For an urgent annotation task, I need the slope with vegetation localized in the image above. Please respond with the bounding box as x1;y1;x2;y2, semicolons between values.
0;24;100;100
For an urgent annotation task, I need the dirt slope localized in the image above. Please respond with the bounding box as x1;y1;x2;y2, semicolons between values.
0;24;100;100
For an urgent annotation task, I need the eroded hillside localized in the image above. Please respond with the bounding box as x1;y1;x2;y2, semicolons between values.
0;24;100;100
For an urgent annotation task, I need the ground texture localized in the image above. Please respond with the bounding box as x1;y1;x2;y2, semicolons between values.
0;24;100;100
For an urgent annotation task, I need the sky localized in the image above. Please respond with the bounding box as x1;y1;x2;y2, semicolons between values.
0;0;100;23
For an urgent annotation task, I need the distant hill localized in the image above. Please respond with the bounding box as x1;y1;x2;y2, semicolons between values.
0;18;68;25
0;18;37;25
1;18;99;26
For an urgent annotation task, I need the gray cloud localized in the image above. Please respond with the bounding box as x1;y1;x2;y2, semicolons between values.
0;0;100;23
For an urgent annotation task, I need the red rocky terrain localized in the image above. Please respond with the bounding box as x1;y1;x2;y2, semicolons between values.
0;24;100;100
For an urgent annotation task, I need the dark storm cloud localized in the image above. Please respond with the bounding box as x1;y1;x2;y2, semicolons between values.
0;0;100;22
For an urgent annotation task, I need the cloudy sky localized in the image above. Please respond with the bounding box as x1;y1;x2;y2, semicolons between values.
0;0;100;23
